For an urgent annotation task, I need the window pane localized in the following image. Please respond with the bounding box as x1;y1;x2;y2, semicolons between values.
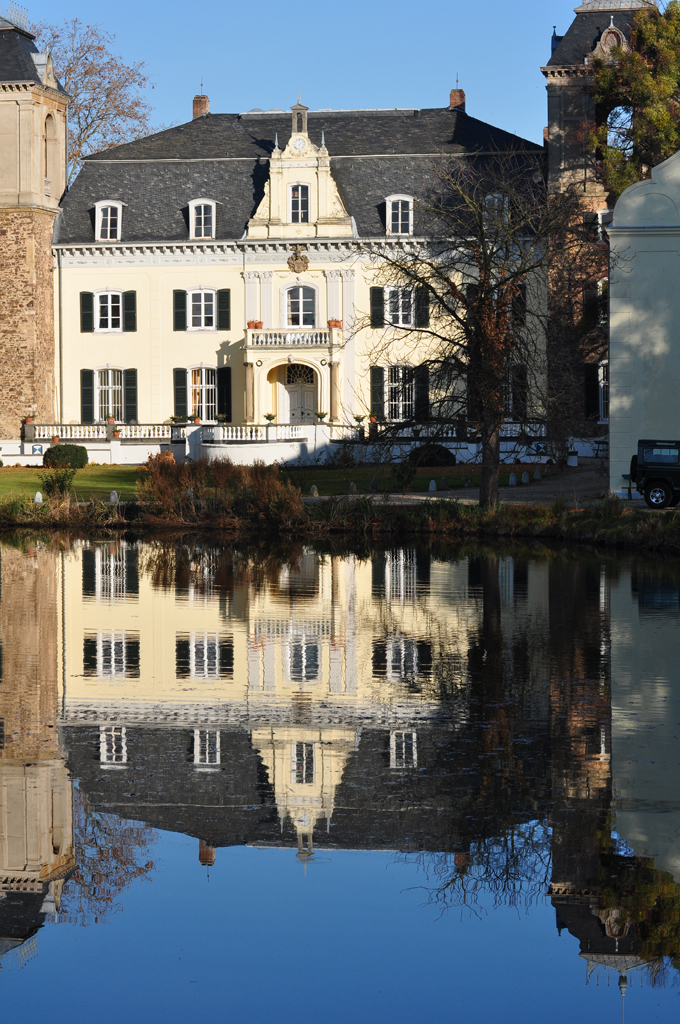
203;292;214;327
300;185;309;223
191;293;202;327
109;207;118;237
99;294;109;329
110;293;121;329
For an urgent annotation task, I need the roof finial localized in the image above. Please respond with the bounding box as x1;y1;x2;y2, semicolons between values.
200;76;203;93
298;88;301;105
321;130;325;147
274;132;279;150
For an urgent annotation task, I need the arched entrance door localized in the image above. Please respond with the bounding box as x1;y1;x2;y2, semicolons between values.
285;364;317;423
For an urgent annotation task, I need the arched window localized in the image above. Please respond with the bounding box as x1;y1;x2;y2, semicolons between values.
189;366;217;421
94;290;123;332
188;198;216;240
289;184;309;224
385;194;413;236
95;367;124;422
94;201;123;241
44;113;56;185
287;286;315;326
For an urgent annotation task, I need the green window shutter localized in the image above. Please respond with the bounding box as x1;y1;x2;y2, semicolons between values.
80;292;94;333
82;548;96;596
173;368;188;419
584;363;599;419
217;366;232;421
370;286;385;328
123;291;137;332
176;637;191;678
125;545;139;595
83;637;98;675
370;365;385;419
173;290;187;331
414;365;430;421
126;639;140;678
80;368;94;423
124;368;137;423
217;289;231;330
219;638;234;677
414;286;429;328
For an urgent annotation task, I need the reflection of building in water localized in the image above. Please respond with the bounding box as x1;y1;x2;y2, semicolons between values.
0;547;74;961
59;539;557;863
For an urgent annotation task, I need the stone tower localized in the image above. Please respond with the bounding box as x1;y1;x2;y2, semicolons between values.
542;0;655;211
0;14;67;437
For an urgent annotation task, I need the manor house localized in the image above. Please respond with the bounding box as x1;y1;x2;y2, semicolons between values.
0;13;544;464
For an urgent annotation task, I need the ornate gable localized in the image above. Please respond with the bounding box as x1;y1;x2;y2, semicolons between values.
247;99;353;239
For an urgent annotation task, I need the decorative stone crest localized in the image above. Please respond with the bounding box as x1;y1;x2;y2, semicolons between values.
288;245;309;273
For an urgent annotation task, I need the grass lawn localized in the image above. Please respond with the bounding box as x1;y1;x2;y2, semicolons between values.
282;463;541;496
0;465;141;500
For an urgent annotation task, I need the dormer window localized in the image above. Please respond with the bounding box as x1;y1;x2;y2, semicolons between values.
95;201;123;241
386;195;413;236
290;184;309;224
189;199;216;240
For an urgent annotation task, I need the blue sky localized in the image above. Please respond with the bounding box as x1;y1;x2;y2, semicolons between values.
25;0;581;144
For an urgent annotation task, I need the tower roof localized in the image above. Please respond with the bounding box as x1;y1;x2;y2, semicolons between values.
0;20;65;91
573;1;655;10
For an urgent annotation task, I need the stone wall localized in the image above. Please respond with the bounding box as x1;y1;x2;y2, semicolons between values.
0;207;56;438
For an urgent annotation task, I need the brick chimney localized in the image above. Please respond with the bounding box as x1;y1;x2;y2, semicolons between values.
449;89;466;112
193;94;210;118
199;840;216;866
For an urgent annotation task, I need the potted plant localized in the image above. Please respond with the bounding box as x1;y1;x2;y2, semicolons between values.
328;318;342;329
51;435;60;445
247;320;257;329
193;416;201;425
354;414;365;424
264;413;276;422
315;411;327;422
112;429;121;438
106;415;115;425
171;415;188;424
24;415;34;425
254;320;263;329
412;427;421;438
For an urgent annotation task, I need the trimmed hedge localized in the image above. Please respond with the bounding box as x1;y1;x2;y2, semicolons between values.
43;443;88;469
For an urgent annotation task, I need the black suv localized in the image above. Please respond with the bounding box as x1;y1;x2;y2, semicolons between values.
630;440;680;508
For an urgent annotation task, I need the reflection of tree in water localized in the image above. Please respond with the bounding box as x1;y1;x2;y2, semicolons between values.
596;853;680;980
58;785;155;925
402;823;552;915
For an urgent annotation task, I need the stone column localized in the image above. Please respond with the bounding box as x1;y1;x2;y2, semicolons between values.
326;270;342;322
258;271;274;328
244;271;259;323
244;362;254;422
341;270;356;416
330;361;340;422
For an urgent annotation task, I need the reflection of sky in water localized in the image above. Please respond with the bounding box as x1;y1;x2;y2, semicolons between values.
0;540;678;1021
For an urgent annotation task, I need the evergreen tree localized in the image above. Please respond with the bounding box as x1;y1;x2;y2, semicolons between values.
590;1;680;197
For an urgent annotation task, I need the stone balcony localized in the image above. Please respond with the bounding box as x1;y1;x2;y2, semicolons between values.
244;326;343;349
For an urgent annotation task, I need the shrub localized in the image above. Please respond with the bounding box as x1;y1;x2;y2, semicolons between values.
43;444;88;469
408;443;457;467
38;467;76;496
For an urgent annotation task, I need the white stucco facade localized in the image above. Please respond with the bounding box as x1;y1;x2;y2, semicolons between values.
609;152;680;493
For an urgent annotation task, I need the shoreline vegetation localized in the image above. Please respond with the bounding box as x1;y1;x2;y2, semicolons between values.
0;456;677;553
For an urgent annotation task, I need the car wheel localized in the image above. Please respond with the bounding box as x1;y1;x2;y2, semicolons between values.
645;480;673;509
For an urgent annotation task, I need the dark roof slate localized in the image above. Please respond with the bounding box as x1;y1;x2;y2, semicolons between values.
546;9;638;66
0;22;41;83
56;107;543;244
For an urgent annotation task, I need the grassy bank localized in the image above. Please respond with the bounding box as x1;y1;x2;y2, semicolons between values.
0;476;678;554
0;464;139;500
282;462;541;495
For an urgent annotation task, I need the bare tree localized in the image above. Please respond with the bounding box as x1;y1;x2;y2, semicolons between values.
31;18;155;185
356;155;604;506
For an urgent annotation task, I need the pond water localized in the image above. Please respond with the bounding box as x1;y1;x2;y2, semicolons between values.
0;536;677;1022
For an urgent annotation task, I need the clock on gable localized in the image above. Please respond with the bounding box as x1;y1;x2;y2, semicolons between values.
292;137;306;152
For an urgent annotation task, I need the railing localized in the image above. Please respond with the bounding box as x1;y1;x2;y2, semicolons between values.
202;424;306;443
34;423;187;440
247;329;332;347
35;424;108;440
117;424;178;440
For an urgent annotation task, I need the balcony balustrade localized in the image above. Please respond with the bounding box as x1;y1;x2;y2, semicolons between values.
245;327;341;347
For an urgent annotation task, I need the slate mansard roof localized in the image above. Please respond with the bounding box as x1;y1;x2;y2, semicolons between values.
547;0;654;67
56;107;543;244
0;19;66;90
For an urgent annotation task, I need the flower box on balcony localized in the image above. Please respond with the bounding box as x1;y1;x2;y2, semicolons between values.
247;320;263;329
